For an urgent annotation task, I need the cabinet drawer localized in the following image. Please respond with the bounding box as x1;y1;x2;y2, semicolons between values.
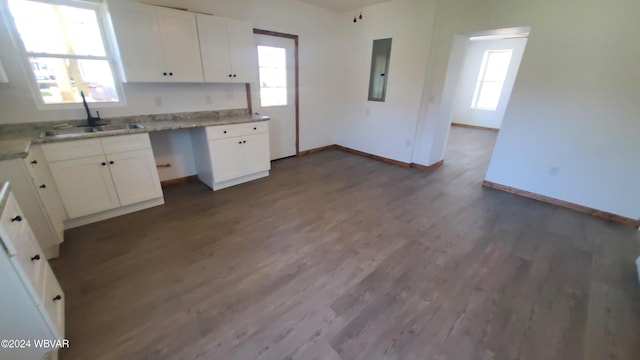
205;121;268;140
0;192;26;255
40;264;64;338
15;223;46;304
42;139;103;162
101;133;151;154
23;145;48;180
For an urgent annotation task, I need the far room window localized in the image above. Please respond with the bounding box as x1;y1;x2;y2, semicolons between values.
471;49;513;111
257;45;287;107
7;0;121;106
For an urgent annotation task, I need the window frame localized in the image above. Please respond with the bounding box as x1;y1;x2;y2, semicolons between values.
471;49;513;111
3;0;125;110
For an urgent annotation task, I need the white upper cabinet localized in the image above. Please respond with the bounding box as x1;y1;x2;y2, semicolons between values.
197;14;258;83
108;2;203;83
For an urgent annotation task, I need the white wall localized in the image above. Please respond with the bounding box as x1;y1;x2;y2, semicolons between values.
414;0;640;220
334;0;437;163
451;37;527;130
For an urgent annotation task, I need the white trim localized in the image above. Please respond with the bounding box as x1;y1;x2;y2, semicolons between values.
63;197;164;229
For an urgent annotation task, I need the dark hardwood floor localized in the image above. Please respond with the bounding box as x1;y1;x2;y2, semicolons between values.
51;127;640;360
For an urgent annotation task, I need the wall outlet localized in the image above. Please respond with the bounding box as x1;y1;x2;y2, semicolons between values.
549;166;560;176
154;96;163;108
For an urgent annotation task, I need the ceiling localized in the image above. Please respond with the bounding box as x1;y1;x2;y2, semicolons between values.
298;0;391;13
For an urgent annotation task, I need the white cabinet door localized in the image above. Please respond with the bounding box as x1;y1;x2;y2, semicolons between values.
156;7;203;82
107;149;163;206
48;156;119;218
227;19;257;83
197;14;232;82
108;2;164;82
210;138;244;183
242;133;271;175
34;172;67;241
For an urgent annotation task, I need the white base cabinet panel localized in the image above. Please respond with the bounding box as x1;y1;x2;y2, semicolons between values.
192;121;271;190
43;134;163;223
0;183;64;360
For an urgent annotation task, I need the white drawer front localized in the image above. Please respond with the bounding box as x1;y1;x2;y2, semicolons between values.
15;222;46;304
205;121;268;140
238;122;268;136
23;144;48;180
0;193;25;255
40;264;64;338
101;133;151;154
43;139;103;162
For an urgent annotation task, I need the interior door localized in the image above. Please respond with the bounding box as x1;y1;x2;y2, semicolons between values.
253;34;296;160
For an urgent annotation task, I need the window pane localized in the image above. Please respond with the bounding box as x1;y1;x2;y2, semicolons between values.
257;45;287;107
30;57;119;104
260;87;287;107
9;0;106;56
475;81;504;110
483;51;512;82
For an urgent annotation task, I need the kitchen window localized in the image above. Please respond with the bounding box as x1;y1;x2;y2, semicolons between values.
7;0;122;107
471;49;513;111
257;45;287;107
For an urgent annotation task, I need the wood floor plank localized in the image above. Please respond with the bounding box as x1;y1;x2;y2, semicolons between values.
50;127;640;360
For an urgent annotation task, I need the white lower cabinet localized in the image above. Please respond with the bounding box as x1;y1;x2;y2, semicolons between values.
43;134;163;223
192;121;271;190
0;182;65;360
48;155;120;218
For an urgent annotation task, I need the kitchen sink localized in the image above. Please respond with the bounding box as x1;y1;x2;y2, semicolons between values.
42;127;95;137
94;123;145;132
41;123;144;138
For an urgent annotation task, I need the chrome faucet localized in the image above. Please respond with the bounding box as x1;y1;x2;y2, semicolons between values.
80;90;103;127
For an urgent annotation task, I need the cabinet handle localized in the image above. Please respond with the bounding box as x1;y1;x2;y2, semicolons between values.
238;141;242;144
30;160;38;165
109;161;114;165
53;295;62;302
31;254;40;261
233;74;237;78
243;140;247;144
11;215;22;222
163;72;167;76
101;162;107;166
253;127;257;130
223;130;227;134
228;74;232;77
39;184;46;189
169;72;173;76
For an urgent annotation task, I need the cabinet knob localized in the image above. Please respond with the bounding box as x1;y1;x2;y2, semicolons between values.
233;74;237;78
228;74;232;77
39;184;46;189
11;215;22;222
101;162;107;166
30;160;38;164
31;254;40;261
223;130;227;134
253;127;257;130
169;72;173;76
53;295;62;302
243;140;247;144
109;161;115;165
238;141;242;144
163;72;167;76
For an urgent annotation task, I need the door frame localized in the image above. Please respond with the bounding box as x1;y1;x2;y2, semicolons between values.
253;29;300;155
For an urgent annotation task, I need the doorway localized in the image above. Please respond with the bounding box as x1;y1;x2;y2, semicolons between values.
253;30;299;160
451;36;528;130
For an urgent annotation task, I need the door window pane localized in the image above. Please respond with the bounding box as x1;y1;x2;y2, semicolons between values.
257;45;287;107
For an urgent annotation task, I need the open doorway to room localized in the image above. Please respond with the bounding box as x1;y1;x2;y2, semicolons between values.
442;27;529;172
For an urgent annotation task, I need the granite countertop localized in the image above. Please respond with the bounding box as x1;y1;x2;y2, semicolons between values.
0;109;269;161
